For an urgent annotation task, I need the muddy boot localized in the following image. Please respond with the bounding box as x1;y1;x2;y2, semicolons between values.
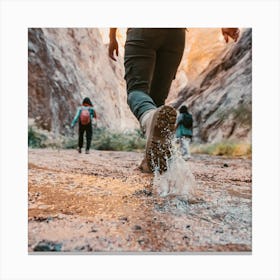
141;105;177;173
138;109;156;173
77;147;82;153
139;157;152;173
140;109;156;137
85;149;90;154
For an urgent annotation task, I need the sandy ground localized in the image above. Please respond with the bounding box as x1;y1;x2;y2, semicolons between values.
28;148;252;253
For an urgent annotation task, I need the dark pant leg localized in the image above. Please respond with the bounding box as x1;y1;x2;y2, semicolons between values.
85;123;93;150
150;29;185;106
78;124;85;148
124;29;158;120
124;28;185;119
127;90;156;120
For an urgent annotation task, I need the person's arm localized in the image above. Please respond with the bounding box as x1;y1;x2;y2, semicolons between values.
221;28;240;43
71;108;81;127
90;108;97;119
175;115;183;129
109;28;119;61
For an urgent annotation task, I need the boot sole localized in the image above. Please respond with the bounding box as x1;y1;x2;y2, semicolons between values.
145;105;177;173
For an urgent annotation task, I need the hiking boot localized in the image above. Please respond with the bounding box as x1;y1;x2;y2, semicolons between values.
85;149;90;154
138;157;153;173
143;105;177;173
138;109;156;173
140;109;156;137
77;147;82;153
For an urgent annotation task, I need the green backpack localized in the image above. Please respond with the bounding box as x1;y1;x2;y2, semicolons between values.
182;113;193;128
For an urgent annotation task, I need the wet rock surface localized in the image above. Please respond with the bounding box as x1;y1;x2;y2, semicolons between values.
28;149;251;253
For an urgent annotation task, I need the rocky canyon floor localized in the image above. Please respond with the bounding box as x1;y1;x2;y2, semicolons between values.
28;148;252;253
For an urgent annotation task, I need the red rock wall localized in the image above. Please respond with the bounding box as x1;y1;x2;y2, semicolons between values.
172;29;252;143
28;28;138;136
29;28;251;143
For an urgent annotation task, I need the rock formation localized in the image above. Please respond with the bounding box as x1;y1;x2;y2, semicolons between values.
167;28;230;103
28;28;138;136
171;28;252;143
29;28;251;143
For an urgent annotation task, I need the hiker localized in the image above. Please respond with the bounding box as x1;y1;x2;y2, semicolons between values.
109;28;240;172
71;97;96;154
175;105;193;160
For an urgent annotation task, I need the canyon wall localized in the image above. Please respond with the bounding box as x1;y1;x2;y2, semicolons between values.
28;28;138;136
29;28;251;143
171;28;252;143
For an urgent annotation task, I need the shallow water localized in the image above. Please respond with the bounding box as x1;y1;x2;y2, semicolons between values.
153;138;196;198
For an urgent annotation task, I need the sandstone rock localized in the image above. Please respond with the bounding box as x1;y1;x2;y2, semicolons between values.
172;28;252;143
168;28;229;103
29;28;251;143
28;28;138;136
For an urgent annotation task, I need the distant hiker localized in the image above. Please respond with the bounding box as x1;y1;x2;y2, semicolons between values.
175;105;193;160
71;97;96;154
109;28;240;173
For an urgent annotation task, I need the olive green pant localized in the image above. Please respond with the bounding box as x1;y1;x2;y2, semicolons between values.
124;28;185;120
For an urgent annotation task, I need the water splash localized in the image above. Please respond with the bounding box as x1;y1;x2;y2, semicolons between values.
152;138;196;199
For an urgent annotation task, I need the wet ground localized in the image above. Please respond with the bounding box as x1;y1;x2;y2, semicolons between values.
28;148;252;253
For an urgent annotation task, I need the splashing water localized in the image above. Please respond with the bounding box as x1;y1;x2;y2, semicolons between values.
152;138;196;199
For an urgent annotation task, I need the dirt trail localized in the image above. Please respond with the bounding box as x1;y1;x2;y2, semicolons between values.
28;148;252;253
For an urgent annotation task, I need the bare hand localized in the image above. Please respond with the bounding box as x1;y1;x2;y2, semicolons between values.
108;38;119;61
222;28;240;43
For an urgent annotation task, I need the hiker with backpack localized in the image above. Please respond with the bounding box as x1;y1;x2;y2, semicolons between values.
71;97;96;154
175;105;193;160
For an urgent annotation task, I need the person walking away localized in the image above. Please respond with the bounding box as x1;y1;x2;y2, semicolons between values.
175;105;193;160
71;97;96;154
108;28;240;173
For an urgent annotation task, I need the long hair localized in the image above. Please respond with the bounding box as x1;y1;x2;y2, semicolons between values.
82;97;93;106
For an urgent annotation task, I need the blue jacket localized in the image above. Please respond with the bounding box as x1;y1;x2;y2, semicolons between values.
175;113;193;138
